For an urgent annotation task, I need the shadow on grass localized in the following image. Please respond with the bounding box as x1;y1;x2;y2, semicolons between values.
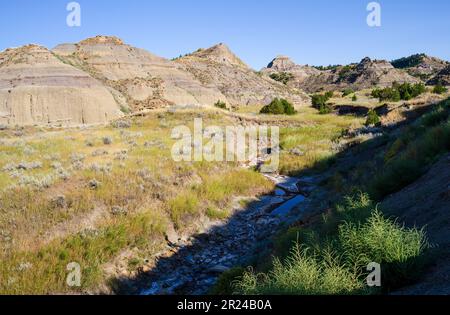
110;100;446;295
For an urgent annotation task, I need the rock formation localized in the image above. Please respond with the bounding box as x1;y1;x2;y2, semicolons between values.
175;44;311;108
52;36;227;111
428;65;450;86
265;56;421;93
392;54;448;81
0;44;122;126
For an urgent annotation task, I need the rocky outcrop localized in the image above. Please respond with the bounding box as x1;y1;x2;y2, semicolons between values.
427;65;450;86
392;54;448;81
262;55;321;85
267;56;420;93
53;36;227;111
0;44;122;126
175;44;311;109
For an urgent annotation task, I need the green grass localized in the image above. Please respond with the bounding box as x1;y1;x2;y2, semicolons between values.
0;209;167;294
371;99;450;199
233;194;430;295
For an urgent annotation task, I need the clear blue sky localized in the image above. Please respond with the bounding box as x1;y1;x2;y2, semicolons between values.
1;0;449;69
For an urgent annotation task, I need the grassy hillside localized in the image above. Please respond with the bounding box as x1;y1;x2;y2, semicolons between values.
217;97;450;295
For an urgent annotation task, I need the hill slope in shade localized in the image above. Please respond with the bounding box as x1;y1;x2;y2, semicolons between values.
428;65;450;86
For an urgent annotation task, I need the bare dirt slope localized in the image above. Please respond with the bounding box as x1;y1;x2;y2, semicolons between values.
381;153;450;294
175;43;311;109
53;36;227;111
0;44;122;126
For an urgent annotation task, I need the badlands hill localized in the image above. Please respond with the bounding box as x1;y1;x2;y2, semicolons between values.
52;36;227;112
0;44;122;126
428;65;450;86
264;56;421;93
1;35;447;127
391;53;448;80
175;43;310;108
262;55;321;85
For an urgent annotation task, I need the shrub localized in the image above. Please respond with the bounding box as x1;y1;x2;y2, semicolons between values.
371;83;426;102
365;109;381;126
234;199;430;295
342;89;355;97
269;72;294;85
339;210;429;290
352;94;358;102
324;91;334;99
102;136;113;145
311;93;333;114
433;84;448;95
214;100;227;109
260;98;297;115
391;54;425;69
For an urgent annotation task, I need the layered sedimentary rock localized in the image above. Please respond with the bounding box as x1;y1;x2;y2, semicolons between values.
53;36;227;111
0;44;122;126
175;44;310;108
264;56;420;93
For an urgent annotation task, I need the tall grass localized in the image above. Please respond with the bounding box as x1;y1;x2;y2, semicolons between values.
233;194;430;295
368;98;450;199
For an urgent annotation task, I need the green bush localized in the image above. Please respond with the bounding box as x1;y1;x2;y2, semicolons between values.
234;198;430;295
269;72;294;85
352;94;358;102
214;100;227;109
342;89;355;97
311;93;333;114
260;98;297;115
371;83;425;102
433;84;448;95
365;109;381;126
391;54;426;69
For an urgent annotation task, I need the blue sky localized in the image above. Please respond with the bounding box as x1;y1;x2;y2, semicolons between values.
1;0;449;69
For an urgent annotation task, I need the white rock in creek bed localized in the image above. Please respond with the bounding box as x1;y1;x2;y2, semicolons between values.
264;174;301;193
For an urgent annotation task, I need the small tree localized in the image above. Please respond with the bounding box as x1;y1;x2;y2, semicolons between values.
366;109;381;126
214;100;227;109
260;98;296;115
352;94;358;102
433;84;448;95
342;88;355;97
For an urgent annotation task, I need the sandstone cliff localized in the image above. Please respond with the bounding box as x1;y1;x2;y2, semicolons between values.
53;36;227;111
0;44;122;126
